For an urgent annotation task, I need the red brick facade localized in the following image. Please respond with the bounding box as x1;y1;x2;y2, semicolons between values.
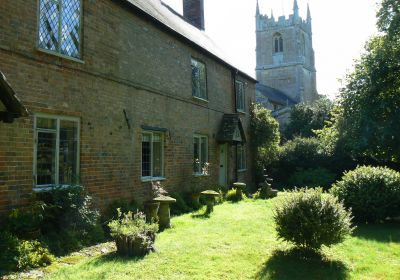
0;0;255;215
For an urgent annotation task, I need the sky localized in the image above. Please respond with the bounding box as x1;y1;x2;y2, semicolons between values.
163;0;380;98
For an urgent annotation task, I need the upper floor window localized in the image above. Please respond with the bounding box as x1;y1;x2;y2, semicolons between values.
235;80;245;112
142;131;164;180
191;58;207;100
274;33;283;53
38;0;82;59
34;115;80;188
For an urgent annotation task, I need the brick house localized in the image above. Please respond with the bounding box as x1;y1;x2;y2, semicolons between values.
0;0;256;214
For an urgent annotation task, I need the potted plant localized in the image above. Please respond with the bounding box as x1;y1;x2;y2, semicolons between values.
108;209;158;257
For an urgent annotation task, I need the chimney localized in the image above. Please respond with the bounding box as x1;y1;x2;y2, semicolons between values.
183;0;205;30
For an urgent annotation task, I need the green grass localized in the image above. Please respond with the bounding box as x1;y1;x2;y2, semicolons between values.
44;197;400;280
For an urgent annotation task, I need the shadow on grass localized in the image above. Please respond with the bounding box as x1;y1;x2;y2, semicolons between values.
87;251;147;266
255;248;349;280
191;212;211;219
353;222;400;243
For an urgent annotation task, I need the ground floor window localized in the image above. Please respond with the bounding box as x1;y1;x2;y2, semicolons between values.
142;132;164;180
193;134;208;175
237;144;246;171
34;115;80;187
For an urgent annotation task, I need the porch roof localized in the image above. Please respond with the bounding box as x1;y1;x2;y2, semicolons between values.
216;114;246;144
0;71;29;123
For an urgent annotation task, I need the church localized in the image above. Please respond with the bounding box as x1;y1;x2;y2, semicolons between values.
255;0;318;124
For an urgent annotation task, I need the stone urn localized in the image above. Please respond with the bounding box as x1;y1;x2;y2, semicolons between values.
201;190;220;214
153;195;176;230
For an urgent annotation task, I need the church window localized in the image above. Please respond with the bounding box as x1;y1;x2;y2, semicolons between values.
273;33;283;53
38;0;82;59
191;58;208;100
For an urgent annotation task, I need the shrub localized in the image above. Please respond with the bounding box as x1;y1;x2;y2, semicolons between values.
7;201;46;238
108;210;158;257
274;188;354;250
17;240;55;270
286;168;337;189
102;199;141;224
0;231;19;273
225;189;243;202
330;166;400;222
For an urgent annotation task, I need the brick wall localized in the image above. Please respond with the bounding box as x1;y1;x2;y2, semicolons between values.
0;0;255;215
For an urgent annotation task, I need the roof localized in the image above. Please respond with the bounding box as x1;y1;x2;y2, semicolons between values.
120;0;256;82
216;114;246;144
256;83;297;106
0;71;29;123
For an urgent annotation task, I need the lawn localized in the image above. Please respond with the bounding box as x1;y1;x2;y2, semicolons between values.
42;197;400;280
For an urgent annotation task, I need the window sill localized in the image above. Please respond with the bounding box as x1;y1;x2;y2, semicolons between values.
37;48;85;64
237;169;247;173
141;177;167;182
33;184;82;193
236;110;246;115
192;96;209;103
192;173;210;177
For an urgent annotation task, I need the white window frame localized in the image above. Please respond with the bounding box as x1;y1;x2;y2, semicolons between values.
37;0;83;61
193;134;208;176
235;80;245;112
141;131;165;182
191;58;208;101
33;113;80;190
237;144;247;172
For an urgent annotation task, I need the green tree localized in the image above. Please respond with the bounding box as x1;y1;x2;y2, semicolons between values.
284;97;333;140
250;103;280;184
319;0;400;163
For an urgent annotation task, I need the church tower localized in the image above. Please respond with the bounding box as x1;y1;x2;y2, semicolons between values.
256;0;318;103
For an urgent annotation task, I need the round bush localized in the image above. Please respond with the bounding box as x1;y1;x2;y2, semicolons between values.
330;166;400;223
274;188;354;250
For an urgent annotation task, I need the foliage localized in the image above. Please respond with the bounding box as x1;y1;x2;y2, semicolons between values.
17;240;55;270
321;0;400;164
274;188;354;250
225;188;244;202
108;210;158;256
170;192;194;216
7;201;46;237
250;103;280;184
330;166;400;222
102;199;141;224
286;168;337;189
0;231;19;272
284;97;333;140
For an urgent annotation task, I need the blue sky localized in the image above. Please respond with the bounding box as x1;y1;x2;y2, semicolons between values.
163;0;380;98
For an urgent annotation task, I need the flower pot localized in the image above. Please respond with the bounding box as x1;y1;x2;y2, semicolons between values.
115;235;149;257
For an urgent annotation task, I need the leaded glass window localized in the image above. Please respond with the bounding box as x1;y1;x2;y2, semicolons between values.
274;33;283;53
142;132;164;179
35;115;80;187
235;80;245;112
38;0;82;59
191;58;207;100
193;135;208;174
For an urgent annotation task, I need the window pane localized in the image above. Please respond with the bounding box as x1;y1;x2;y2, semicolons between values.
200;137;207;171
191;59;207;99
59;120;78;185
37;117;57;129
152;134;162;177
142;134;151;177
193;137;200;173
39;0;60;52
60;0;81;58
37;131;57;185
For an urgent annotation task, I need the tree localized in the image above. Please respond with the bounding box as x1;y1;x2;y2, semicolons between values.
321;0;400;163
250;103;280;184
284;97;333;140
